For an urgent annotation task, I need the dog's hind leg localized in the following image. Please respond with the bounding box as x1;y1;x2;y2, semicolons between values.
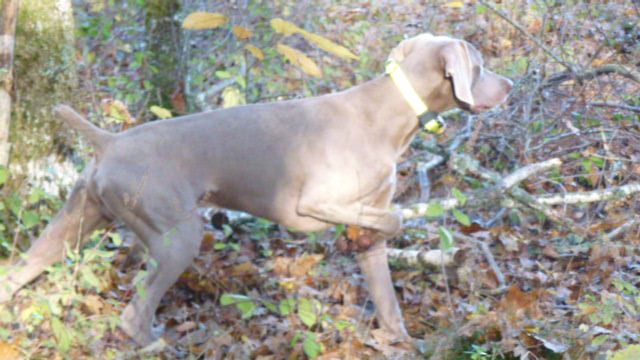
0;171;110;302
118;214;202;345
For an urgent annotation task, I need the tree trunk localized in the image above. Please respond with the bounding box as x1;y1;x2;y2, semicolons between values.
11;0;76;167
0;0;18;167
145;0;184;112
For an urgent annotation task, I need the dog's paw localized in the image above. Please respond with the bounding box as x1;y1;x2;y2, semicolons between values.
120;305;156;346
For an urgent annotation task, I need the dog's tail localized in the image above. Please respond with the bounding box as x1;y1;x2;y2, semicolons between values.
54;105;115;154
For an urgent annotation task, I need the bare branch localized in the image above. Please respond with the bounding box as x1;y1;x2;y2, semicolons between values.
386;247;461;268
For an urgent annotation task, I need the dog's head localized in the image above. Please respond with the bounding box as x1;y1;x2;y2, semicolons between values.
388;33;512;113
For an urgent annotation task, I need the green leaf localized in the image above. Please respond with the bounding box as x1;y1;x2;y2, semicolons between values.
22;211;40;229
476;4;488;14
438;226;455;251
303;332;322;359
298;298;318;328
28;188;46;204
425;203;444;218
452;209;471;226
214;242;226;250
0;166;8;185
611;344;640;360
591;334;609;347
220;293;252;306
452;187;467;206
80;267;103;290
279;298;296;316
263;300;277;314
236;300;256;319
51;317;72;352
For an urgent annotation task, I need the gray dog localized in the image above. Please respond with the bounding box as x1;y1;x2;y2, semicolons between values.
0;33;511;346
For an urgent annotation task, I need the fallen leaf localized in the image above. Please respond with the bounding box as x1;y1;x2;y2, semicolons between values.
183;12;228;30
444;1;464;8
0;341;20;360
244;44;264;60
232;25;253;40
276;43;322;78
299;30;358;60
270;18;301;36
175;321;197;333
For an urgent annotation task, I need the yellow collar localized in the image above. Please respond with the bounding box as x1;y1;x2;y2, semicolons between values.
385;59;428;116
385;59;445;134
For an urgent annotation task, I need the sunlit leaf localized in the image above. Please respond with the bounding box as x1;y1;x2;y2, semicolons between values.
236;300;256;319
452;187;467;206
611;345;640;360
303;332;322;359
278;298;296;316
22;211;40;229
299;30;358;60
425;203;444;218
182;12;228;30
444;1;465;8
51;317;72;352
0;166;8;186
270;18;301;36
276;43;322;78
298;298;318;327
232;25;253;40
149;105;172;119
439;226;455;251
220;293;252;306
244;44;265;60
222;87;246;108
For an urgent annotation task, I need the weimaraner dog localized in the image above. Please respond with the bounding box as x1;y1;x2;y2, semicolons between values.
0;33;511;346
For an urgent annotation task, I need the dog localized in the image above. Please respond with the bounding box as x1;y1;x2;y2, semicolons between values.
0;33;511;346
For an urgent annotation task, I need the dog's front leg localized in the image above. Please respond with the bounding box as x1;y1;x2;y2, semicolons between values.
296;197;408;343
357;240;409;343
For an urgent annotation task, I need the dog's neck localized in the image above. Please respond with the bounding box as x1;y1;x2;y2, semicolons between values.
347;75;425;157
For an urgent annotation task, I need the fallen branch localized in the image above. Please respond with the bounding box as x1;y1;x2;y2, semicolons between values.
386;247;461;268
536;183;640;205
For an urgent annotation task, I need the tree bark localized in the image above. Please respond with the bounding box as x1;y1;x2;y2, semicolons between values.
145;0;183;112
11;0;76;167
0;0;18;167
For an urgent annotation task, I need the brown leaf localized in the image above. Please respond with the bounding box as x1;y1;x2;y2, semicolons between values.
175;321;197;333
0;341;20;360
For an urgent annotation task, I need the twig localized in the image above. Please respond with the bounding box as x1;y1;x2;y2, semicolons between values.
477;0;573;71
588;102;640;113
543;64;640;88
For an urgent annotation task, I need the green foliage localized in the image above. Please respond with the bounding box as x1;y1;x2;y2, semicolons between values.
0;232;121;354
0;166;62;256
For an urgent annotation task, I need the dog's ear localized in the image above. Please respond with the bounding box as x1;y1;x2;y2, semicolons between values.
387;33;433;63
441;40;475;107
